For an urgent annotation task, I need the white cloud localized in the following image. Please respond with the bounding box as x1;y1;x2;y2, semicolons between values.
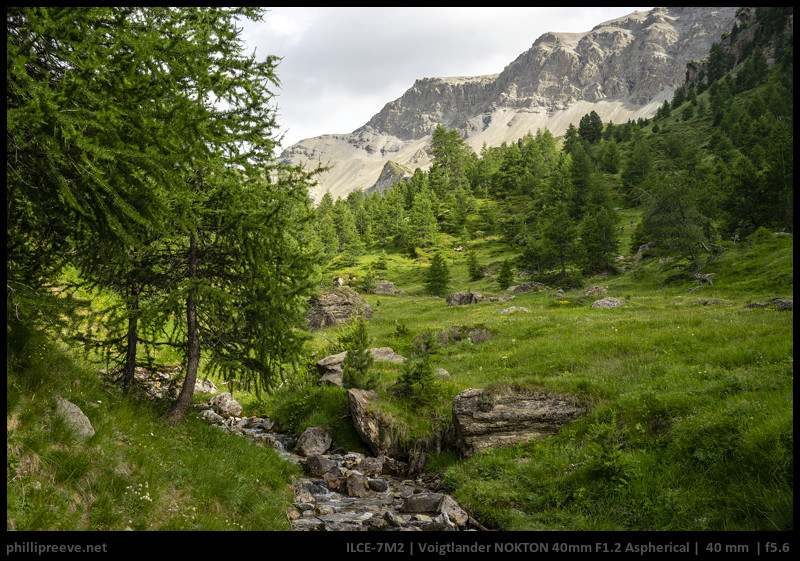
241;7;652;149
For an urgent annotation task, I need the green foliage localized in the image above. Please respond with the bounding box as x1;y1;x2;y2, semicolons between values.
424;252;451;297
467;250;484;281
496;260;514;289
340;313;378;390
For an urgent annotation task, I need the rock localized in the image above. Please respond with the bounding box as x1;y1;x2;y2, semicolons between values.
209;392;243;418
194;377;218;395
506;281;549;294
316;348;406;387
344;471;372;498
438;494;469;528
549;288;565;298
446;292;486;306
374;280;396;294
360;456;384;476
498;306;531;314
368;478;389;493
304;455;338;478
400;492;469;530
347;389;406;459
590;297;625;309
54;395;95;441
290;477;316;504
384;510;404;528
295;426;333;457
368;347;406;363
449;387;584;457
583;286;609;296
401;492;445;514
745;299;793;311
306;286;373;331
200;409;225;424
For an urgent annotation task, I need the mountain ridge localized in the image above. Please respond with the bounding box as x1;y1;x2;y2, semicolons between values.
280;7;738;202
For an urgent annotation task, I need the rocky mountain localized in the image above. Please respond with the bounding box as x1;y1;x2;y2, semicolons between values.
280;7;739;202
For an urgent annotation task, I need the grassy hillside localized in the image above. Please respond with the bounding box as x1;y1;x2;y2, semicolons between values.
265;228;793;531
7;225;791;532
6;325;299;531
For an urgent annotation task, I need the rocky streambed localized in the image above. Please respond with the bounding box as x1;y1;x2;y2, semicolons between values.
199;410;479;532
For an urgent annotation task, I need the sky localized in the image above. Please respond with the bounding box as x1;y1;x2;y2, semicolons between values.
240;7;652;150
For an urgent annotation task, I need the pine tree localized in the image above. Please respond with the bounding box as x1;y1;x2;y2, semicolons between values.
496;260;514;289
341;313;377;390
425;252;451;297
467;250;484;281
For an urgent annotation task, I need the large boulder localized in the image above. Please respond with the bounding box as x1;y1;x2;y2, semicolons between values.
306;286;373;331
448;387;584;457
54;395;95;441
347;389;406;459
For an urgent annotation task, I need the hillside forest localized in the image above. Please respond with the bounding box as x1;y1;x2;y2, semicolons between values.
6;7;793;533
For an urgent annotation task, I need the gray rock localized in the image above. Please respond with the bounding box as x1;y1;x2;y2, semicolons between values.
583;286;609;296
194;377;218;395
295;426;333;457
54;395;95;441
590;297;625;309
200;409;225;423
306;286;373;331
449;387;584;457
446;292;486;306
304;455;338;478
374;280;397;294
347;389;406;459
209;392;243;418
316;348;406;387
498;306;531;314
506;281;549;294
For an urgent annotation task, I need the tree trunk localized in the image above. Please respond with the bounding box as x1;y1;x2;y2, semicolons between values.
122;280;140;394
164;230;199;424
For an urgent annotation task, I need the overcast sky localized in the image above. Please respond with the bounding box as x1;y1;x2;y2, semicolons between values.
240;7;652;150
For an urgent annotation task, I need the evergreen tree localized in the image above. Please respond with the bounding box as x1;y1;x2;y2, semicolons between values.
621;132;654;204
425;252;451;297
496;260;514;289
599;140;621;174
340;313;377;390
578;110;604;144
467;250;484;281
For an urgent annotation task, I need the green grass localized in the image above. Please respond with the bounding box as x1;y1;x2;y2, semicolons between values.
6;231;792;532
6;325;299;531
280;230;793;531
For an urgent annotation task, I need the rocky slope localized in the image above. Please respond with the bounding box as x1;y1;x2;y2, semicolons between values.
280;7;738;202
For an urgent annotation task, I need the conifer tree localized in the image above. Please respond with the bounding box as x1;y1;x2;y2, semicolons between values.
496;260;514;289
467;250;484;281
425;252;451;297
341;313;377;390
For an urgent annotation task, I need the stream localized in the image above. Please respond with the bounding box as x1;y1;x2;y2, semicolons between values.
204;412;475;531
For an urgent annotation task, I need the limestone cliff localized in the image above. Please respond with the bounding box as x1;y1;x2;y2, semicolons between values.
280;7;738;202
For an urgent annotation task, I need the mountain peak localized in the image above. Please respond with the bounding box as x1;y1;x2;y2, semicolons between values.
281;7;738;203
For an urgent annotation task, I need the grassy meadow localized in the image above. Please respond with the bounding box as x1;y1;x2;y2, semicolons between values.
6;227;792;532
